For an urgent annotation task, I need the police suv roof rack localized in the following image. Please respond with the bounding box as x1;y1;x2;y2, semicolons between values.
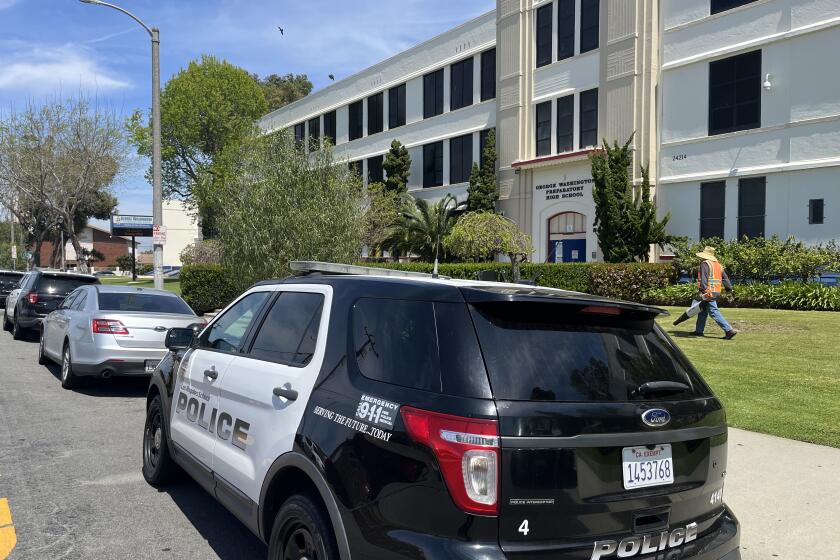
290;261;450;280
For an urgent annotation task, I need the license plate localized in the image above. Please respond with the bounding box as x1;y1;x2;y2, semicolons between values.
145;360;159;373
622;444;674;490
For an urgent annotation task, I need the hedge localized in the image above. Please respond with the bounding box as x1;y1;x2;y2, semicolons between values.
641;282;840;312
180;264;240;315
365;262;673;298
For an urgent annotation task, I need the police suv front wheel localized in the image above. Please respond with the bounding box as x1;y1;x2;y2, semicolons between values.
142;395;179;485
268;494;338;560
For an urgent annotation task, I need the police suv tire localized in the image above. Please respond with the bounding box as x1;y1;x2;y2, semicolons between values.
142;395;180;485
12;314;24;340
60;343;78;389
268;494;339;560
37;329;48;365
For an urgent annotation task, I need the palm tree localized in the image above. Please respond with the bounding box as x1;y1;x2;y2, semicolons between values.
384;194;459;262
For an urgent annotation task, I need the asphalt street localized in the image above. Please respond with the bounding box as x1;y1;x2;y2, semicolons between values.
0;325;838;559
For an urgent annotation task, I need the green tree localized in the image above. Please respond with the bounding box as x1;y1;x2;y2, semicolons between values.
445;212;533;281
590;136;669;262
382;140;411;193
210;130;365;286
127;55;268;237
384;195;459;263
466;129;498;212
256;73;313;112
363;182;411;256
115;254;136;272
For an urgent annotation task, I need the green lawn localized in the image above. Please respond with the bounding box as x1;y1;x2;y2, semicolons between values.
657;307;840;448
99;275;181;296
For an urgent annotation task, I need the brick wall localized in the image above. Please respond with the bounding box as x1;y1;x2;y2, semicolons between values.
35;230;132;268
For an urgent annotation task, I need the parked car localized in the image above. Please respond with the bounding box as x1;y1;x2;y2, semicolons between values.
0;270;25;307
3;270;100;340
142;262;740;560
39;285;203;389
94;270;116;277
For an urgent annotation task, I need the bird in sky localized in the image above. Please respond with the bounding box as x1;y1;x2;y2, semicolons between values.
329;74;335;81
277;26;284;35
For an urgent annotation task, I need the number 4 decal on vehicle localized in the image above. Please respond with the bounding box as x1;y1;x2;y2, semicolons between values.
518;519;530;536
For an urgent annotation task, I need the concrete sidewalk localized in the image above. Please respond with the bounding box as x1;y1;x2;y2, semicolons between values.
726;428;840;559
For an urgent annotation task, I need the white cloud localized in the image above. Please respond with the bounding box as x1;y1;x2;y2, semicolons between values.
0;44;130;94
0;0;19;10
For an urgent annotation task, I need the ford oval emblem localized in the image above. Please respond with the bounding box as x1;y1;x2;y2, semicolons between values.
642;409;671;428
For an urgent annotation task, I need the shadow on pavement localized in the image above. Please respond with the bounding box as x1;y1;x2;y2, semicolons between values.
43;363;150;398
161;481;267;559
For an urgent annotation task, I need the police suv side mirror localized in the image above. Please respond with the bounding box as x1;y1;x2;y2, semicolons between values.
166;327;195;351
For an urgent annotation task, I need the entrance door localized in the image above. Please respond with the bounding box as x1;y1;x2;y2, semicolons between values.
547;212;587;263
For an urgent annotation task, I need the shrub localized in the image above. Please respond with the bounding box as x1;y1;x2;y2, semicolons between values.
180;263;239;315
180;239;222;265
588;263;675;301
641;282;840;312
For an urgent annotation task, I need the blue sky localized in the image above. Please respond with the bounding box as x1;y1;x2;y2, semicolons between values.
0;0;494;226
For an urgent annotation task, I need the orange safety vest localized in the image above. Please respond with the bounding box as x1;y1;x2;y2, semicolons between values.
698;260;723;300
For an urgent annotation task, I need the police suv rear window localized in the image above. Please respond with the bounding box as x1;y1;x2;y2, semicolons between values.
36;274;98;295
469;302;712;402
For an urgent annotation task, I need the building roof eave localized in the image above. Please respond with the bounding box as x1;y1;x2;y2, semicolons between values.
512;148;600;170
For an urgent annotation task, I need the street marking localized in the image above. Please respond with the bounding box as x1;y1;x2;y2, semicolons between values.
0;498;16;559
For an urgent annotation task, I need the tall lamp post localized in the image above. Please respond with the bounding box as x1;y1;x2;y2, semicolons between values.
80;0;163;289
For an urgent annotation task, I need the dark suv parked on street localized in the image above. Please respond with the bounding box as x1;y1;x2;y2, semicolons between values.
143;262;740;560
3;270;99;339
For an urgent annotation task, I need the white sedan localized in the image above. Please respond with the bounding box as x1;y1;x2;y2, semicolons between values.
39;285;204;389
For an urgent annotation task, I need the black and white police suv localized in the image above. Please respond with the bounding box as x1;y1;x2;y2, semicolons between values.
142;262;740;560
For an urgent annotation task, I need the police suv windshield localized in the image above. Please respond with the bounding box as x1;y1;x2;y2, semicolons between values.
469;302;712;402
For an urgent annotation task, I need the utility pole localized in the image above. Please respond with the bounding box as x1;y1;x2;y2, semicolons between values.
80;0;163;289
9;202;15;271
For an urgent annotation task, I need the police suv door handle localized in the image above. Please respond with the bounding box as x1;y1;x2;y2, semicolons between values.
204;366;218;380
273;386;299;401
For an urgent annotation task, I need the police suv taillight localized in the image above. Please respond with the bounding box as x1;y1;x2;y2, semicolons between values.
92;319;129;335
400;407;499;516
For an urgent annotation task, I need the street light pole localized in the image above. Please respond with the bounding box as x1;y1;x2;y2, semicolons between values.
79;0;163;289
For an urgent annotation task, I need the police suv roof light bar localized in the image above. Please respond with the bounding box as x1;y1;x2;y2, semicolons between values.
289;261;450;280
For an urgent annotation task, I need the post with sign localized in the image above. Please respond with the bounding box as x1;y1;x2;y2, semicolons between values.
131;236;137;281
111;215;154;282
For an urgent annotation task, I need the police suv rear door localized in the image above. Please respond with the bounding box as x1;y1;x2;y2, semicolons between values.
211;285;331;513
169;290;271;480
462;290;730;560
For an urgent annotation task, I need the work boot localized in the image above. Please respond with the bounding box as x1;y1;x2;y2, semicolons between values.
672;312;691;326
724;330;738;340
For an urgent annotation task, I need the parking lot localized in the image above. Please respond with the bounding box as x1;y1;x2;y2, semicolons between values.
1;325;838;559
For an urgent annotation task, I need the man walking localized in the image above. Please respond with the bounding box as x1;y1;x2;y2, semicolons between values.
674;246;738;339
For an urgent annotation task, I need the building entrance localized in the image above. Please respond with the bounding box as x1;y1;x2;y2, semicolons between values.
547;212;587;263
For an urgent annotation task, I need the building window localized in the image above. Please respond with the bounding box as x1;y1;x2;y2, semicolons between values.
738;177;766;239
556;94;574;153
323;111;337;145
809;199;825;225
579;88;599;148
711;0;758;15
700;181;726;239
349;100;364;141
580;0;600;54
535;101;552;157
709;50;761;136
293;123;305;144
536;3;553;68
367;92;383;135
423;141;444;188
423;69;444;119
558;0;575;61
481;49;496;101
449;134;473;185
388;83;406;129
450;57;474;111
307;116;320;151
480;128;495;168
367;155;384;184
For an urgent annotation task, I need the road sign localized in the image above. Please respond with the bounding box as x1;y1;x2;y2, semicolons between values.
111;214;154;237
10;246;16;260
153;225;167;245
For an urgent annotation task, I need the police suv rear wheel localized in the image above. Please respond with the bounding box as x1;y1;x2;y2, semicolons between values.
142;395;179;485
268;494;338;560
